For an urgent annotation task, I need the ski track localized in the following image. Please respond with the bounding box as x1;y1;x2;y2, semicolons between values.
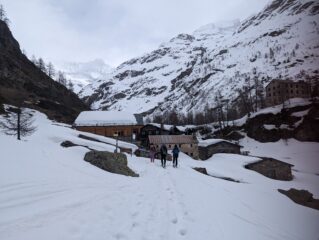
1;155;318;240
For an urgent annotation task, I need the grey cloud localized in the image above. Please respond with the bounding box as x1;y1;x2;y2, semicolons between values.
1;0;270;66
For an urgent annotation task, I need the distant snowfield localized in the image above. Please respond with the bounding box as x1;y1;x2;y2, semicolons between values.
0;110;318;240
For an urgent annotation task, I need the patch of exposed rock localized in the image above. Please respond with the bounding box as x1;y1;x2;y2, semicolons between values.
278;188;319;210
84;150;139;177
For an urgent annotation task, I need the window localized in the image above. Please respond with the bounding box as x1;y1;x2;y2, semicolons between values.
179;144;182;147
268;93;271;97
190;153;193;157
274;93;276;96
190;144;193;147
291;90;293;93
116;131;124;136
169;144;171;148
296;90;299;94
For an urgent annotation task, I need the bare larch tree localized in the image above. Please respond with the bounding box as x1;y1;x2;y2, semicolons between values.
0;107;36;140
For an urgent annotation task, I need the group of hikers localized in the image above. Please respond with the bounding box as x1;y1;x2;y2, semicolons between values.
149;144;180;168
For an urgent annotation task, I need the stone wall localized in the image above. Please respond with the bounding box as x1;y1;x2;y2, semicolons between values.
199;142;241;160
246;158;292;181
152;143;198;159
265;80;311;107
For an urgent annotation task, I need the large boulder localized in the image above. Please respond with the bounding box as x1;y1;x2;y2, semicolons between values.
84;150;139;177
278;188;319;210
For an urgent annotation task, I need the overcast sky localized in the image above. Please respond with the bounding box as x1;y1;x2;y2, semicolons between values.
2;0;269;67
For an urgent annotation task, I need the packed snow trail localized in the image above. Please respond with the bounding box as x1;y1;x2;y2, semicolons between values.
0;110;319;240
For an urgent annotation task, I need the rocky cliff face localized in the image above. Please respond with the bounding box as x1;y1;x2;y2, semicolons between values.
0;20;88;123
80;0;319;117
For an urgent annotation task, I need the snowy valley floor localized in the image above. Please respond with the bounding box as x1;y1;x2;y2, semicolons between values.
0;110;319;240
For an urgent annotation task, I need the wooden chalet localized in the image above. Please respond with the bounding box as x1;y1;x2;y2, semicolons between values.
74;111;144;142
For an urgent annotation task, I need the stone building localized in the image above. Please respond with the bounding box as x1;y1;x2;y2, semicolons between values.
245;157;293;181
148;135;198;159
74;111;144;142
140;123;185;146
265;80;311;106
198;139;242;160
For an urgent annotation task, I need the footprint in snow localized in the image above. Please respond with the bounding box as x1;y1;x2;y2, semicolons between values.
132;222;139;228
179;229;187;236
114;233;127;240
171;218;178;224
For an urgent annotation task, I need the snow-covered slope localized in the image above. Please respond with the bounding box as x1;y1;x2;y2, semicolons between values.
1;108;319;239
56;59;112;93
80;0;319;115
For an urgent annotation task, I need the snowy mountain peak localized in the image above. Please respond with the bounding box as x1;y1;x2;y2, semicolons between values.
80;0;319;117
56;59;113;94
193;20;240;36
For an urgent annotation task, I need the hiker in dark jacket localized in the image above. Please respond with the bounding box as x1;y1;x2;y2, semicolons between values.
160;144;168;168
172;145;180;168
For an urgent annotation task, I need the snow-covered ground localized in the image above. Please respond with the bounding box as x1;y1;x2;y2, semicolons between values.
0;109;319;240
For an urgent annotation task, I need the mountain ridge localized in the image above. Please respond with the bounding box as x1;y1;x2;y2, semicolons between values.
0;19;89;123
80;0;319;119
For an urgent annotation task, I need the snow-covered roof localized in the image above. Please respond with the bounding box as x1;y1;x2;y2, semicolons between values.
148;123;173;131
149;135;197;144
74;111;143;126
198;138;239;147
148;123;194;132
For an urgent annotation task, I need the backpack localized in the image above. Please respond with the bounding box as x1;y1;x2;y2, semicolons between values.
173;147;179;155
161;146;167;155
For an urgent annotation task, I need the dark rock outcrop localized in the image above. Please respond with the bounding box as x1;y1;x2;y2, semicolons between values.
193;167;208;175
244;103;319;142
61;140;78;148
193;167;242;183
84;150;139;177
60;140;94;151
0;20;88;123
278;188;319;210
